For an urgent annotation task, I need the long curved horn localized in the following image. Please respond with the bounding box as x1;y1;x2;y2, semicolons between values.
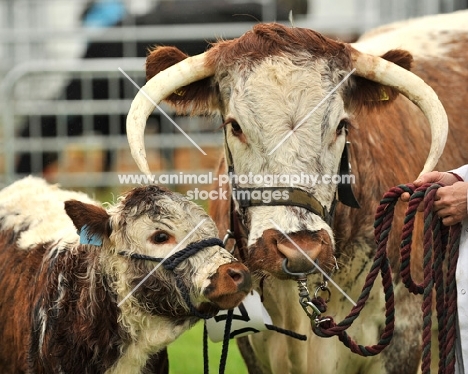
349;47;448;176
126;52;215;177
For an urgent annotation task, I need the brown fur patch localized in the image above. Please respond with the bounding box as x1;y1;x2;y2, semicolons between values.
119;184;171;219
206;23;351;70
28;245;122;373
0;233;123;373
203;263;251;309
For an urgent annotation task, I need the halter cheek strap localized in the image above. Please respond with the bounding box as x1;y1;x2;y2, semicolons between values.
234;186;332;223
337;141;360;209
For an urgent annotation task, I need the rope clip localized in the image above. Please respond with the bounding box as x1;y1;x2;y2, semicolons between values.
297;277;331;325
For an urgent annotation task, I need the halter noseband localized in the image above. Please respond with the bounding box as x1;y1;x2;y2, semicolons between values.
119;237;224;319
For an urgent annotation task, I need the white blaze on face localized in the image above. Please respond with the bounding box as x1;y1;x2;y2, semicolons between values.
219;56;350;244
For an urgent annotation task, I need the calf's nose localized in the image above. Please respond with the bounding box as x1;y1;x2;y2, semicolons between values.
204;263;252;310
226;266;252;294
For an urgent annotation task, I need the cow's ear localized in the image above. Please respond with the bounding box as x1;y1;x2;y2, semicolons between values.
146;46;220;115
345;49;413;113
64;200;112;244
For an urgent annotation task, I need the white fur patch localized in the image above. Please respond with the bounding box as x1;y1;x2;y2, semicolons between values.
353;10;468;58
106;317;191;374
0;176;98;250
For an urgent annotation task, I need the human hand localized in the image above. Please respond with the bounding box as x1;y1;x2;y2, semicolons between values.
400;171;460;203
433;181;468;226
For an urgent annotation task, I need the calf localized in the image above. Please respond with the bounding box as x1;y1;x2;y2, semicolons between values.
0;176;251;373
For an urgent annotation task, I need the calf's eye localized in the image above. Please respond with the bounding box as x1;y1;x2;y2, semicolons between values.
151;231;170;244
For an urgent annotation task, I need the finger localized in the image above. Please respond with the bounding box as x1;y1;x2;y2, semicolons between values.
441;215;459;226
441;216;453;226
400;192;411;202
433;201;444;211
435;207;450;218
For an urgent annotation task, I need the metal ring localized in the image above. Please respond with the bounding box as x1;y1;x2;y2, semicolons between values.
314;284;331;303
222;229;234;246
282;259;317;278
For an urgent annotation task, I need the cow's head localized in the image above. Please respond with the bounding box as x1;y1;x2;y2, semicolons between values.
64;185;251;318
126;24;447;279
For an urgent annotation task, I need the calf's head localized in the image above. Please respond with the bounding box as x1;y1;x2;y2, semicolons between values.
127;24;447;279
65;185;251;319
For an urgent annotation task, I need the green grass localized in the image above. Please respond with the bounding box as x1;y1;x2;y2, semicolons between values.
168;322;248;374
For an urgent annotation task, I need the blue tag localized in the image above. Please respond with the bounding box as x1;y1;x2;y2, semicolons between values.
79;225;103;246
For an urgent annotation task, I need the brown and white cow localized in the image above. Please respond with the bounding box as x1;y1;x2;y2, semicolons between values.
0;176;251;373
126;11;468;374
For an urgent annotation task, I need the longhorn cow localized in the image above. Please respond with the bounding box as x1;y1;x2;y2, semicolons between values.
126;11;468;374
0;176;251;373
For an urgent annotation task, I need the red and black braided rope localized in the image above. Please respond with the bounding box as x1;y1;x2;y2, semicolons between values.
312;183;461;374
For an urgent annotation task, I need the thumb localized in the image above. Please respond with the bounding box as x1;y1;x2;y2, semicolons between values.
414;171;441;186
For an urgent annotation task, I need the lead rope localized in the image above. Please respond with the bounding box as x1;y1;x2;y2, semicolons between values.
306;183;460;374
203;309;233;374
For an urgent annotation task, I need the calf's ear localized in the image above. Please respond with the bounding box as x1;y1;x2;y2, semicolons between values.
64;200;112;245
146;46;220;115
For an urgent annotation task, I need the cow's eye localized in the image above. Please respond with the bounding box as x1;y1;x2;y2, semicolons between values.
151;231;170;244
336;119;349;136
231;121;243;136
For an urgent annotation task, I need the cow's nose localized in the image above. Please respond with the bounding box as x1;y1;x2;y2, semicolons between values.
261;228;334;275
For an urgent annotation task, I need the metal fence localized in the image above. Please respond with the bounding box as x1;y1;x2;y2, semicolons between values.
0;57;224;195
1;0;466;194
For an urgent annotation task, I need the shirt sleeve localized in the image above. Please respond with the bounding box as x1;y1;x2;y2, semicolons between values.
449;165;468;182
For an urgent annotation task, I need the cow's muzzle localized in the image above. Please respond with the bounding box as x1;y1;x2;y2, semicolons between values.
250;229;335;279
